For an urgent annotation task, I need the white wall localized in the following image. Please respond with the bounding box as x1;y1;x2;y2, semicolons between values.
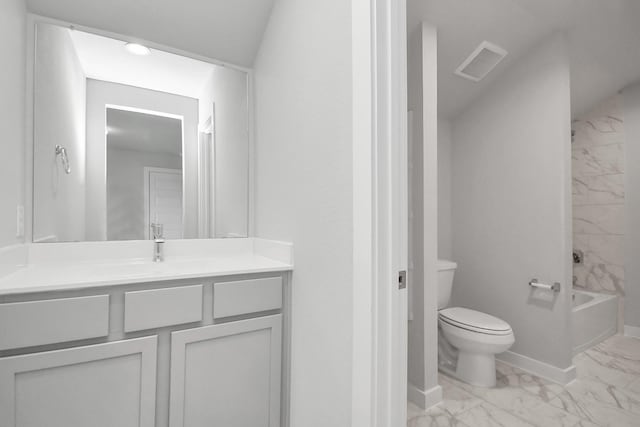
622;82;640;329
253;0;353;425
85;79;198;240
32;24;86;243
198;67;249;238
106;147;181;240
451;35;573;370
0;0;26;248
438;118;452;260
407;22;440;408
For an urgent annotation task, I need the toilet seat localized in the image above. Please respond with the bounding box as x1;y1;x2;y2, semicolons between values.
439;307;512;336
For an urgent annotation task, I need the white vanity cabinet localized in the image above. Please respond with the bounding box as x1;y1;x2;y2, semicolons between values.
0;337;158;427
0;273;290;427
169;315;282;427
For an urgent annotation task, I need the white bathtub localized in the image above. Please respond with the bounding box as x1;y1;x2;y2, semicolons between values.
572;290;618;355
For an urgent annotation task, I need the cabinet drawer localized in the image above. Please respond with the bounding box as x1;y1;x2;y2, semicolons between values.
214;277;282;319
0;295;109;350
124;285;203;332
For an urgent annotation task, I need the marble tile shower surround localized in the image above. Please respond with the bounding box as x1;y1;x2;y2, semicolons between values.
408;335;640;427
572;95;626;296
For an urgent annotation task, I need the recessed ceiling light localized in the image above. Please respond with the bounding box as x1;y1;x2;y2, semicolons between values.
125;42;150;56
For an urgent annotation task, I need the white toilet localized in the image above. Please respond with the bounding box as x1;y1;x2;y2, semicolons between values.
437;259;515;387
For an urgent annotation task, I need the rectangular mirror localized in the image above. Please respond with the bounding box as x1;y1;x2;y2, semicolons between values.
32;22;250;242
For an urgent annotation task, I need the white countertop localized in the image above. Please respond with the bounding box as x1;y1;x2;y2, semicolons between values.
0;238;293;296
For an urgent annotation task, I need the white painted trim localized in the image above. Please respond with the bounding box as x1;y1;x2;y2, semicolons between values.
369;0;409;425
420;21;441;404
392;0;409;425
197;110;215;238
351;0;374;424
407;383;442;410
407;110;414;322
573;326;617;355
24;15;37;245
496;351;577;385
209;103;218;237
197;119;212;237
246;71;256;238
624;325;640;339
351;0;408;425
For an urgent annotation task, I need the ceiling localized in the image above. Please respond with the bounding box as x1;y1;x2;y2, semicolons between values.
106;108;182;156
26;0;275;67
408;0;640;119
27;0;640;119
69;28;216;99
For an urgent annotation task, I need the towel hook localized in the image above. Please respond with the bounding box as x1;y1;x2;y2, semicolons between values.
55;145;71;174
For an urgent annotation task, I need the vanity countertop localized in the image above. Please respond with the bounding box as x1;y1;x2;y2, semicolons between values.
0;238;293;296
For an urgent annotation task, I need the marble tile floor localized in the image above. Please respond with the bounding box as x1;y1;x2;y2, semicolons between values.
408;335;640;427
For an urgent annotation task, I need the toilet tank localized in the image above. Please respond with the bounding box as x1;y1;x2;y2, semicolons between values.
437;259;457;310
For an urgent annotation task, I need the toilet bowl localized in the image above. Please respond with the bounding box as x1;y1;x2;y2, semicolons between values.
438;307;514;387
437;260;515;387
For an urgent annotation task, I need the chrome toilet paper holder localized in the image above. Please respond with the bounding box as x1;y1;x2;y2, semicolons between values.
529;278;561;293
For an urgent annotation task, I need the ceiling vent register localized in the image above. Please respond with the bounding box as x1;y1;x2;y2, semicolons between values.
454;41;508;82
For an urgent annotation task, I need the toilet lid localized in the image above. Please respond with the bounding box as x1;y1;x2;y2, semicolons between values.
439;307;512;335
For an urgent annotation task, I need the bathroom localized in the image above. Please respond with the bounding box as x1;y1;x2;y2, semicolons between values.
1;0;639;427
0;0;359;426
406;1;640;426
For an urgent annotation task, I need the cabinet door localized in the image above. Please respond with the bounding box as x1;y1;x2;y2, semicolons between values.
0;336;157;427
169;315;282;427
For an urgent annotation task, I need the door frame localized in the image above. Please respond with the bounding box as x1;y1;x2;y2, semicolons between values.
352;0;408;426
143;167;183;239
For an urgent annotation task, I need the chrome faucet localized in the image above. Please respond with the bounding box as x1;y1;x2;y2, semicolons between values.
151;223;165;262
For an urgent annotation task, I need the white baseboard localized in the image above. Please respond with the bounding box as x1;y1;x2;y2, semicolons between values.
573;326;617;355
408;383;442;410
496;351;576;385
624;325;640;339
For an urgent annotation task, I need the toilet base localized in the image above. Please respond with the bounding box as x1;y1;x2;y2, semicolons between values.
456;351;496;387
438;325;500;387
438;352;497;387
